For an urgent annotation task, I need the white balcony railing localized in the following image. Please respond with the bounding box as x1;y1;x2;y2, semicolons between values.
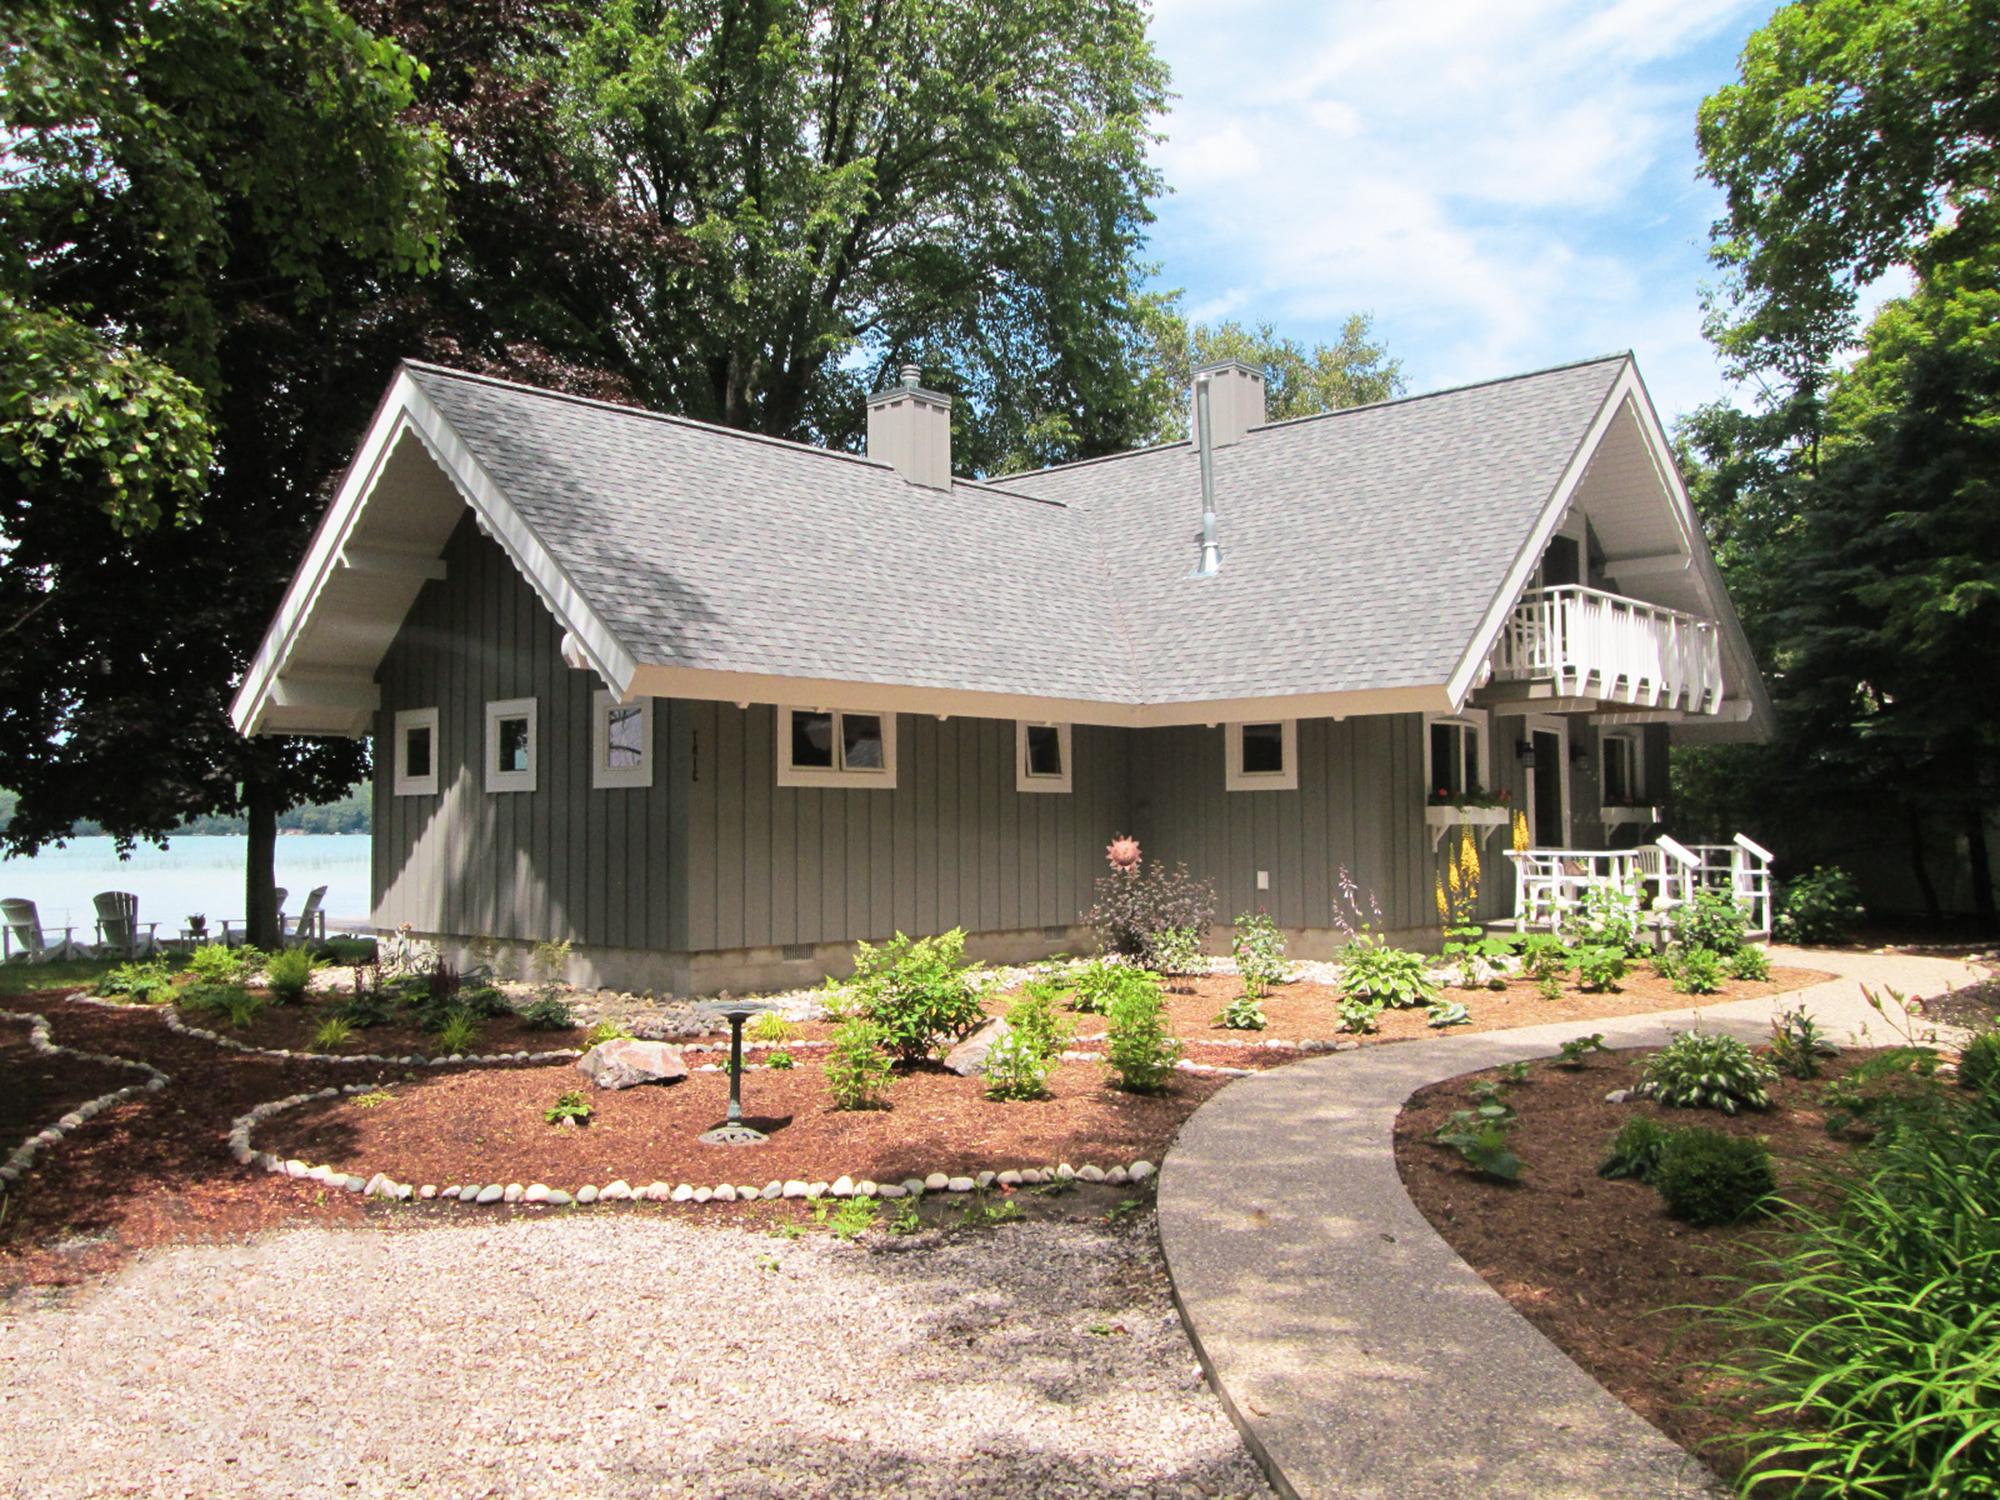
1493;585;1724;713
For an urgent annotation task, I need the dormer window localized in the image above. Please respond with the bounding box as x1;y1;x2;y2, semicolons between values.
777;707;897;788
1016;721;1072;793
1225;720;1297;791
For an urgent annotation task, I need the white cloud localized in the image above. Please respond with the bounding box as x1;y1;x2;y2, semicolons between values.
1145;0;1769;421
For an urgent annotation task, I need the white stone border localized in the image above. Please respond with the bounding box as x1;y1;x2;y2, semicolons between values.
229;1084;1159;1209
0;1008;170;1188
161;1006;584;1067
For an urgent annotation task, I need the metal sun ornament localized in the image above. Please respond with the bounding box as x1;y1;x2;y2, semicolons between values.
1106;836;1142;874
697;998;775;1146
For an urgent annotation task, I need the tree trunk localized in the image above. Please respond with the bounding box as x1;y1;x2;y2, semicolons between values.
245;767;280;948
1966;803;1996;924
1906;803;1943;921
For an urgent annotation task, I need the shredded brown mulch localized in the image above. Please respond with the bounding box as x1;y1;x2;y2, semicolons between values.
271;1057;1225;1189
1394;1049;1880;1485
0;1019;144;1144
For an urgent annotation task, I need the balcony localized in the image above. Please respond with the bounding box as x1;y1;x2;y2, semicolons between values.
1490;585;1723;714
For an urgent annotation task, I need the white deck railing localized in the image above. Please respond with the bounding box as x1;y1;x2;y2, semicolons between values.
1506;833;1771;938
1493;585;1724;713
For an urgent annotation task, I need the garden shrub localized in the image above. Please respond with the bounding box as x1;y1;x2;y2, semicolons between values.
983;1030;1055;1101
185;943;256;985
1637;1030;1774;1114
1230;912;1287;999
1004;986;1072;1063
1146;925;1203;978
1339;942;1437;1010
1651;1127;1774;1225
1573;945;1628;993
519;995;574;1031
1767;1006;1833;1080
1669;886;1748;955
1069;956;1161;1016
1082;846;1216;971
1104;971;1180;1094
825;1018;893;1110
311;1017;353;1050
177;981;243;1017
1666;945;1725;995
337;990;395;1029
1772;864;1863;944
1706;1100;2000;1495
435;1010;480;1053
1959;1031;2000;1098
1726;943;1772;982
1214;994;1266;1030
95;959;176;1005
263;947;318;1004
459;985;512;1020
1597;1116;1669;1180
1519;934;1571;987
845;928;989;1063
1564;879;1642;955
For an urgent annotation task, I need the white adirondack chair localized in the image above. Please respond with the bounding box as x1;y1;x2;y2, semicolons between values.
223;887;286;946
92;891;159;957
283;886;329;948
2;898;79;962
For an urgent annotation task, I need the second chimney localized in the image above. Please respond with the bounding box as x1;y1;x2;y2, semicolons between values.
866;364;952;488
1190;359;1266;448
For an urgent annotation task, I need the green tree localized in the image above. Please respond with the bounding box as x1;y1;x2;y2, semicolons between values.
536;0;1171;473
0;0;449;942
1136;308;1405;444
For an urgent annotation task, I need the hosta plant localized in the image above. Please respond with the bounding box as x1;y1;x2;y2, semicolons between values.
1636;1029;1774;1114
1425;999;1470;1028
1339;943;1437;1010
1555;1033;1608;1068
1337;995;1383;1034
1215;994;1267;1031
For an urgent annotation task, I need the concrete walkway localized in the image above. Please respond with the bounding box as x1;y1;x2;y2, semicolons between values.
1156;948;1984;1500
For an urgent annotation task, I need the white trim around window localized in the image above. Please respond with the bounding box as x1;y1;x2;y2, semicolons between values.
484;696;538;793
1422;707;1493;802
592;690;653;790
1225;719;1298;792
776;707;898;789
392;707;439;796
1015;720;1073;793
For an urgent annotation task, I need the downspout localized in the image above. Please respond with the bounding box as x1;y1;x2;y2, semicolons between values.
1189;374;1222;579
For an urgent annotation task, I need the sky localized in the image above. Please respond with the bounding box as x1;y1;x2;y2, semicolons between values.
1141;0;1779;426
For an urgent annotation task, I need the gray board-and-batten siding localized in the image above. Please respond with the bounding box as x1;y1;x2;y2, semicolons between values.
371;519;1653;989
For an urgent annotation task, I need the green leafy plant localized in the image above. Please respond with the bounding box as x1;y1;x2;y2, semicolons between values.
1960;1031;2000;1098
825;1017;894;1110
1564;879;1643;956
1083;845;1216;971
766;1049;796;1070
1666;944;1726;996
1497;1061;1532;1085
459;985;512;1020
1230;912;1288;999
843;928;989;1063
1597;1116;1669;1181
311;1016;354;1050
1651;1126;1774;1225
529;938;572;990
1773;864;1863;944
1669;886;1749;955
1519;933;1572;985
1069;956;1163;1016
95;958;177;1005
184;942;257;985
1005;984;1073;1064
1215;994;1267;1031
582;1018;634;1050
1536;972;1564;1001
886;1198;924;1236
1432;1093;1522;1182
338;990;395;1029
984;1029;1055;1101
811;1195;880;1241
959;1195;1026;1228
1105;969;1181;1094
1442;930;1515;991
748;1011;798;1044
1768;1007;1833;1080
544;1089;592;1126
1822;1047;1944;1139
263;946;319;1004
1425;999;1471;1028
1726;943;1772;982
351;1089;394;1110
1145;924;1203;978
519;995;574;1031
222;989;268;1030
1636;1029;1775;1114
1337;994;1384;1034
1339;942;1437;1010
435;1010;480;1053
177;980;244;1017
1555;1033;1608;1068
1573;945;1628;993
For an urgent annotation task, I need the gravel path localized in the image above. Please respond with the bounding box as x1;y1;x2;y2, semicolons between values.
0;1213;1273;1500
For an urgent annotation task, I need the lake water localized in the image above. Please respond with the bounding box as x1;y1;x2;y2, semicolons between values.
0;834;373;937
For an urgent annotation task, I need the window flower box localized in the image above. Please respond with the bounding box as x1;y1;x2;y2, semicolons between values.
1425;802;1512;849
1599;804;1661;827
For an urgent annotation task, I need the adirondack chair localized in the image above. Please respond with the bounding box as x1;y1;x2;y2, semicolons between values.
2;898;79;962
92;891;159;957
282;886;329;948
222;887;285;946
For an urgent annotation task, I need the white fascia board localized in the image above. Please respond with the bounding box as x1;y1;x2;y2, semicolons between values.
230;368;639;738
624;663;1452;728
1443;360;1633;712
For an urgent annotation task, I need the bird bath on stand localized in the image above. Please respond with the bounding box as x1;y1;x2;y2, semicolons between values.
698;999;773;1146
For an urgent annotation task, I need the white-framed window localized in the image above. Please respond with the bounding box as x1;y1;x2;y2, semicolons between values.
1225;720;1298;791
1601;730;1644;807
484;696;538;793
392;707;439;797
1015;720;1073;793
1424;709;1492;804
592;690;653;790
776;707;897;789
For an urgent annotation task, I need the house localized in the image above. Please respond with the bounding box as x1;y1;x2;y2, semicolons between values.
230;353;1772;992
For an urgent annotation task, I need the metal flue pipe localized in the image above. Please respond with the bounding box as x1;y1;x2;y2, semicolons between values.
1188;373;1222;578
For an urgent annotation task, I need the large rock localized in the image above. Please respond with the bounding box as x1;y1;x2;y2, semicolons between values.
577;1038;689;1090
943;1017;1011;1077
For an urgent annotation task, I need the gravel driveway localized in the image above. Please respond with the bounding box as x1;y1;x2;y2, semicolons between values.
1;1212;1274;1500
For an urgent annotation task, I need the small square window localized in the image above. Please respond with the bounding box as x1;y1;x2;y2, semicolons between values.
393;707;439;797
1016;721;1073;793
484;697;537;793
592;691;653;789
1226;720;1297;791
777;708;897;788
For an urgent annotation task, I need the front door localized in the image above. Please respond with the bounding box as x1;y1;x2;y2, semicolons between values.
1532;728;1566;846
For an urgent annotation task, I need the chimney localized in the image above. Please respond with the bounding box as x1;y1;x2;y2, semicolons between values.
1190;359;1266;449
866;364;952;488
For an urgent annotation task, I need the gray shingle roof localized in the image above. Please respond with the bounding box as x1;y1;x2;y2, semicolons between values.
405;354;1628;707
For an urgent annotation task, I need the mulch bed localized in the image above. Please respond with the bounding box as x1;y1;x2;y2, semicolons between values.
1001;966;1830;1047
198;987;587;1057
1394;1047;1881;1485
0;1018;147;1144
1920;973;2000;1033
270;1056;1225;1189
